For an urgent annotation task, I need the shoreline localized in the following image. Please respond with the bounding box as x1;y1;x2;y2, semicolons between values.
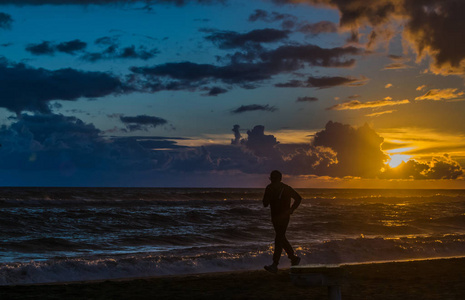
7;254;465;287
2;256;465;299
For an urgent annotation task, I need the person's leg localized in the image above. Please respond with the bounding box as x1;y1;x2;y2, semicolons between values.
272;217;294;264
282;234;295;259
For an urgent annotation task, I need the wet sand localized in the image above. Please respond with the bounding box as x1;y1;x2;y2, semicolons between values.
1;257;464;299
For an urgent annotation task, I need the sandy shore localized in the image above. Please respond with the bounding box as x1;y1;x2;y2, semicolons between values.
1;257;464;299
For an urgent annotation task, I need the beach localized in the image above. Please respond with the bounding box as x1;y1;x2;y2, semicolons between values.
1;257;464;299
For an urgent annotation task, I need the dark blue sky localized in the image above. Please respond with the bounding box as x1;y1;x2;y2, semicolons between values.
0;0;464;187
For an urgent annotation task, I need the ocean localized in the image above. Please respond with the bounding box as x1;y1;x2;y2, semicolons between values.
1;187;465;285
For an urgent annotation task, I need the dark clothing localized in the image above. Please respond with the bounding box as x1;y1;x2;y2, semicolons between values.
263;182;302;221
272;217;294;264
263;182;302;264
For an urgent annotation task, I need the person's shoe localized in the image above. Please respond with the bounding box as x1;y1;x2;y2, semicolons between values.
291;256;301;266
264;264;278;274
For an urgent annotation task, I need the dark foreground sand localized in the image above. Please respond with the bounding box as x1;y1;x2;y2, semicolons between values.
1;257;464;300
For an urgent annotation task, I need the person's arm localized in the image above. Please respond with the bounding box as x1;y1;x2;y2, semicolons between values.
289;188;302;214
263;186;270;207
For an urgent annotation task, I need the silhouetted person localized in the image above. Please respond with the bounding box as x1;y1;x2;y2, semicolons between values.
263;170;302;273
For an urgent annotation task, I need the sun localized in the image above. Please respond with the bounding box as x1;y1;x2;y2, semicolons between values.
387;154;411;168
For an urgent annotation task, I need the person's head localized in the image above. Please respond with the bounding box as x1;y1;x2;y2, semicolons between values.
269;170;282;183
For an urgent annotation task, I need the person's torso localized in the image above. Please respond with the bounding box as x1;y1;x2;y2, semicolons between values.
266;183;292;218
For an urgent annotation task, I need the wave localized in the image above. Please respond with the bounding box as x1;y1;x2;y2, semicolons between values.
2;234;465;285
2;237;97;253
0;187;464;207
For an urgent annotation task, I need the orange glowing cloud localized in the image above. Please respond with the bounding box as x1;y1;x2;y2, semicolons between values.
415;88;464;101
365;110;395;117
327;97;409;110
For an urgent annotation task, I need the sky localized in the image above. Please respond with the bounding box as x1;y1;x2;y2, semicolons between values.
0;0;464;188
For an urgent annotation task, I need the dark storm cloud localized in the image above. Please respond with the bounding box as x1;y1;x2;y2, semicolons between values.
0;113;171;184
119;115;168;131
26;40;87;55
242;125;279;157
248;9;297;30
131;44;362;91
312;121;389;177
309;121;463;179
26;41;55;55
248;9;295;23
274;0;465;75
82;45;159;62
296;96;318;102
111;136;188;150
248;9;337;35
56;39;87;54
0;12;13;29
0;115;461;184
231;104;277;114
204;86;228;96
297;21;338;35
276;75;367;89
222;124;338;175
94;36;120;45
231;124;242;145
205;28;290;49
260;44;360;68
0;61;126;113
403;0;465;74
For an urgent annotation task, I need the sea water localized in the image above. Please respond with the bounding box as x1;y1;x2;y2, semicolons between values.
0;187;464;285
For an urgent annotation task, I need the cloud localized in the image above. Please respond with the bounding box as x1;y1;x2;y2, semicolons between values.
297;21;338;35
26;41;55;55
327;97;409;110
119;115;168;132
0;113;175;186
381;155;463;180
203;86;228;96
56;39;87;54
248;9;337;36
260;44;360;67
130;44;362;91
416;85;426;91
231;104;277;114
296;96;318;102
248;9;297;30
385;83;392;88
0;12;13;29
0;116;461;185
0;60;126;113
242;125;279;157
274;0;465;75
276;75;368;89
26;39;87;55
388;54;403;60
205;28;290;49
82;45;159;62
414;88;464;101
231;124;242;145
402;0;465;75
311;121;389;177
365;110;394;117
383;62;411;70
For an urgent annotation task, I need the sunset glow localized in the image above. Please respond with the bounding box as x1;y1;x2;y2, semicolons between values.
387;154;412;168
0;0;462;188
